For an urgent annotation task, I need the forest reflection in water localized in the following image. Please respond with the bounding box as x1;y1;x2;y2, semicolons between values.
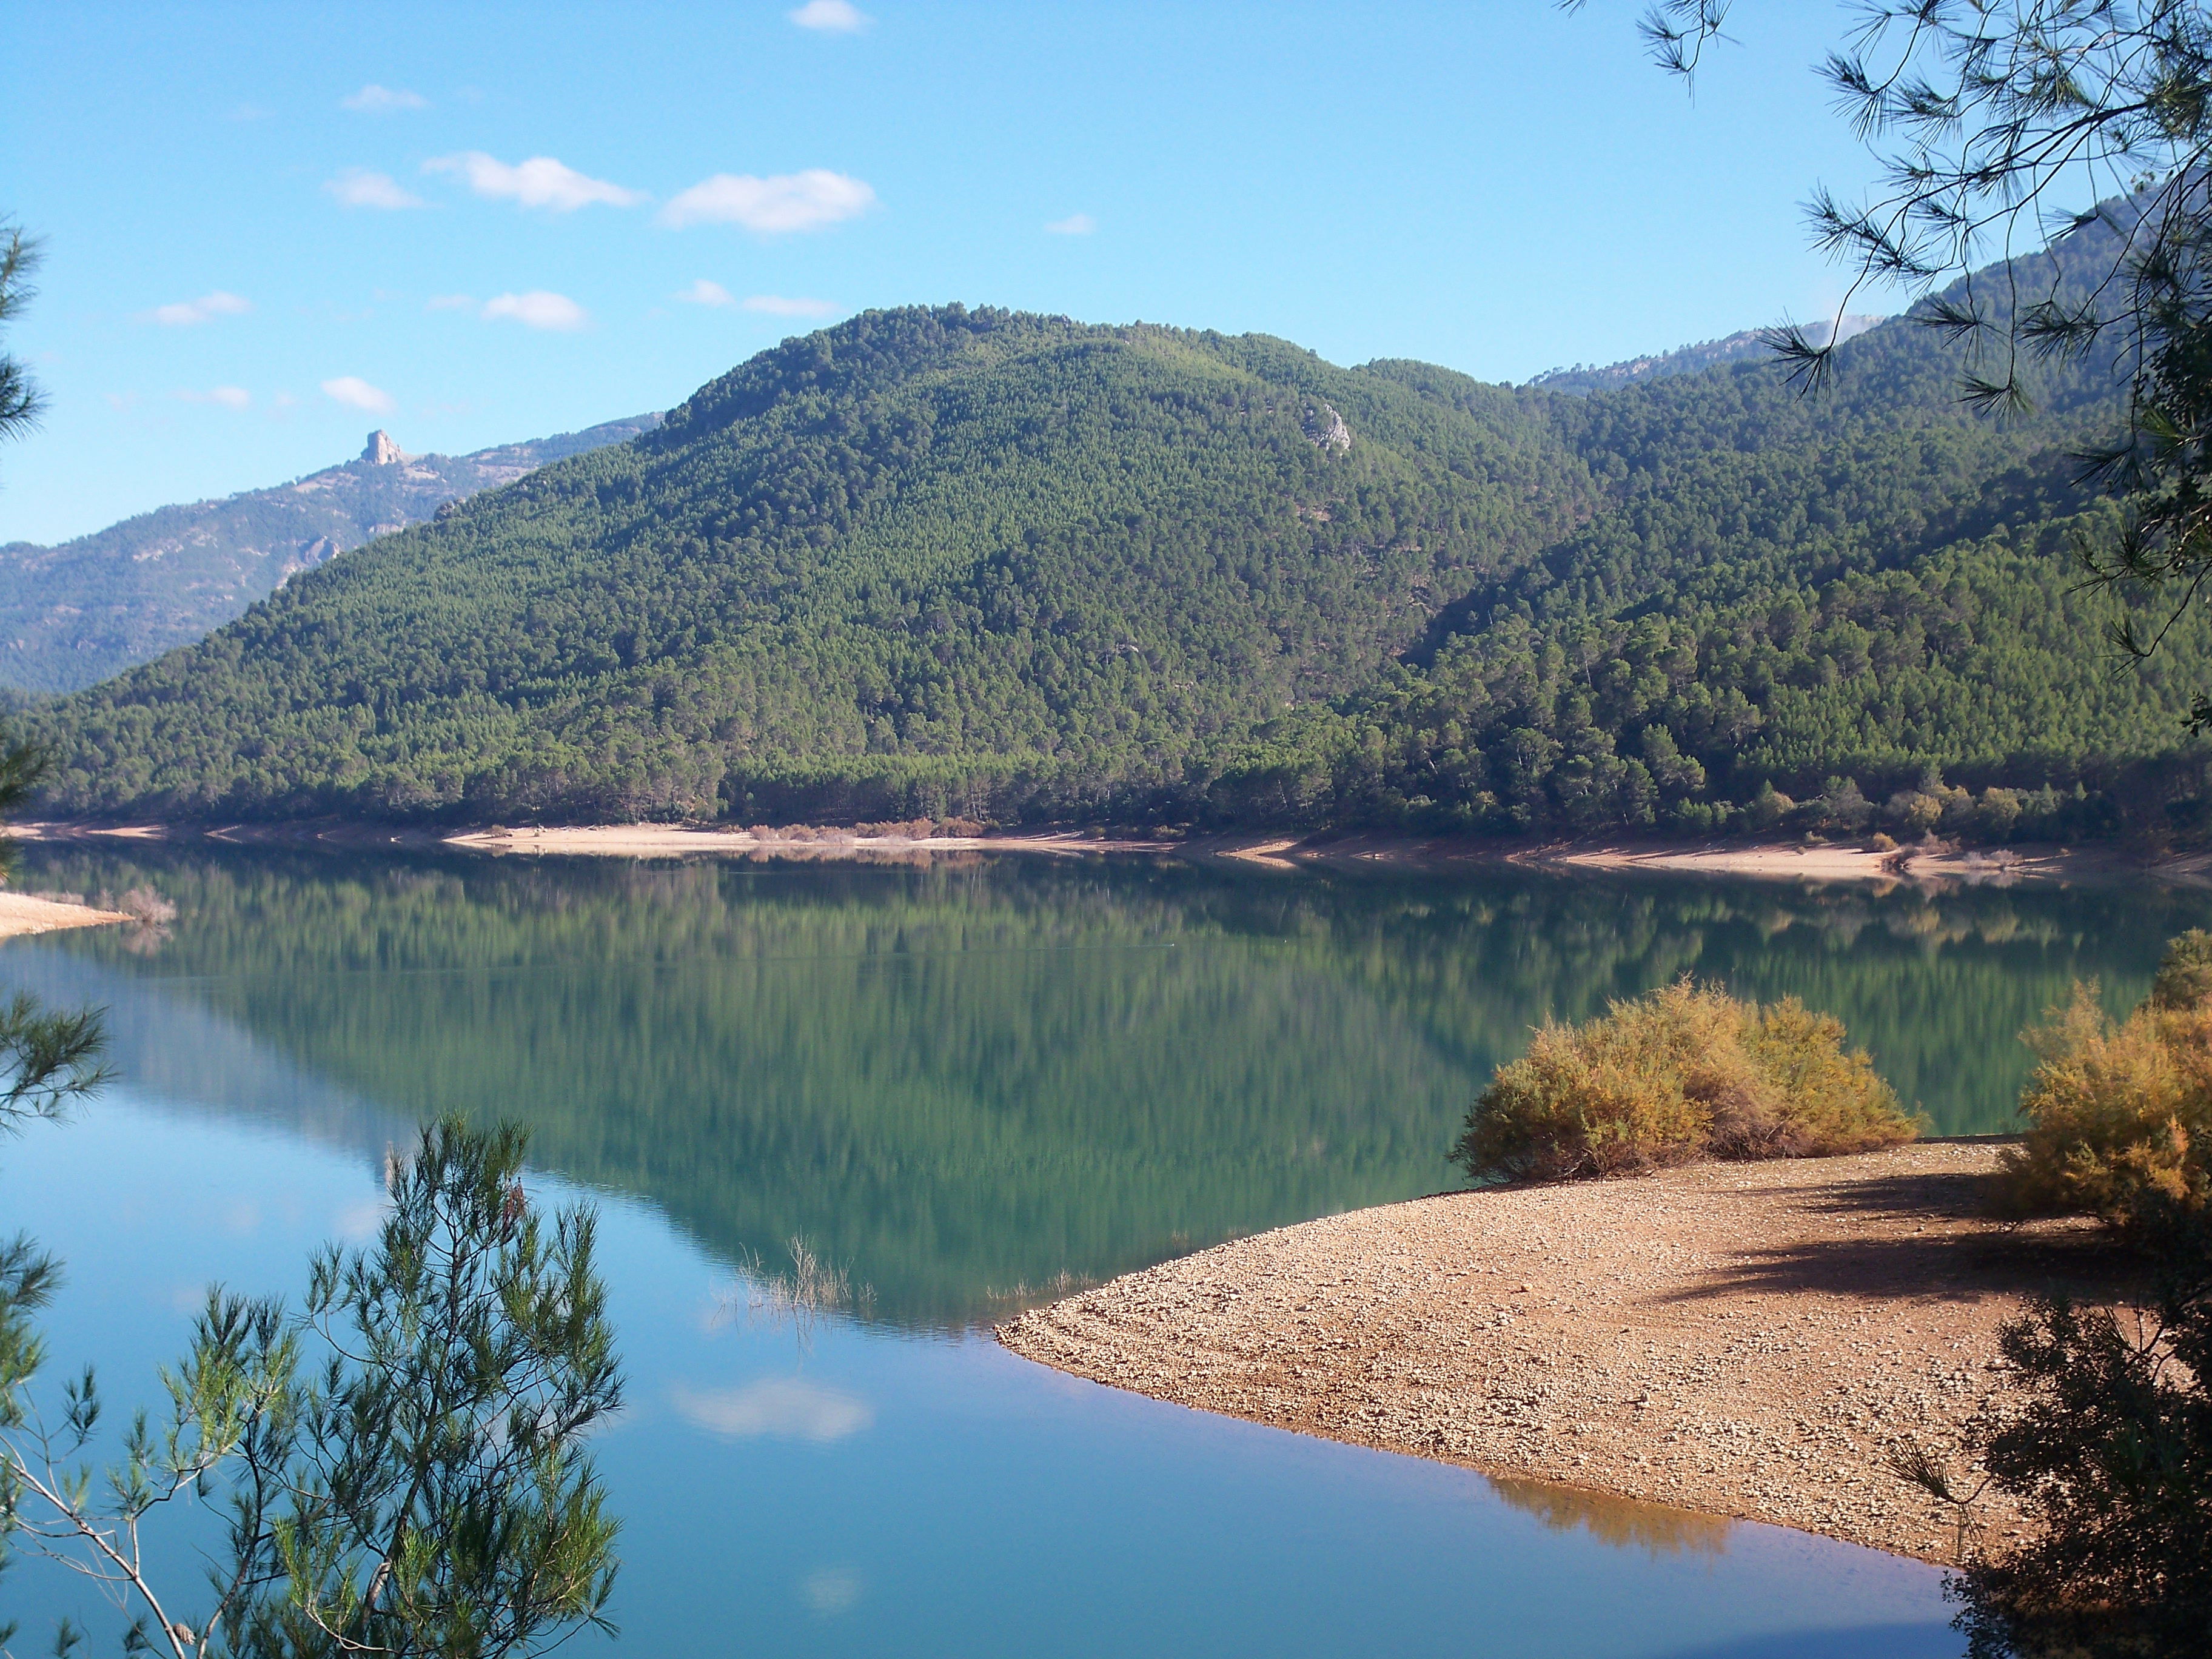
8;842;2206;1328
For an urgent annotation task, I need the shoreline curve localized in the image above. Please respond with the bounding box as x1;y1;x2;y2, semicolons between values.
997;1143;2132;1564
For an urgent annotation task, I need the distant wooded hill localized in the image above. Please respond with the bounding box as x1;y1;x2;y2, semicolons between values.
1526;315;1884;395
29;213;2212;841
0;414;659;693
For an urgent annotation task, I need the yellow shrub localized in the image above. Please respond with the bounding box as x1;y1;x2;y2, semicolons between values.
2000;968;2212;1223
1455;980;1914;1182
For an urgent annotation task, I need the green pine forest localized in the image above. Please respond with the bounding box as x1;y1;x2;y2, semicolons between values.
31;215;2212;840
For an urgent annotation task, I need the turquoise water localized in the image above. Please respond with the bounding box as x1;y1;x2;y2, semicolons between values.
6;845;2201;1654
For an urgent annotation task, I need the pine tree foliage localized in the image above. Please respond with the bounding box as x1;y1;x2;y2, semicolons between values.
0;221;42;449
1;1120;622;1659
1942;1206;2212;1658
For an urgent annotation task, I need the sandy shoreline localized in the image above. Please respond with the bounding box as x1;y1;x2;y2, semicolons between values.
0;891;129;940
1531;842;2071;883
15;819;2197;885
444;824;1180;859
998;1144;2131;1564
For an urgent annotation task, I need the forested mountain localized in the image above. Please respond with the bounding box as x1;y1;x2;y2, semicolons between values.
29;216;2212;839
35;308;1590;821
0;412;659;693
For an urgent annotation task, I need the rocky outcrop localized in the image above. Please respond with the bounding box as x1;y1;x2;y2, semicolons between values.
1302;400;1351;453
363;431;406;466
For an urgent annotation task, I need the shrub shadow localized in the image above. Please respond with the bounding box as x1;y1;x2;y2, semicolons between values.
1653;1169;2138;1307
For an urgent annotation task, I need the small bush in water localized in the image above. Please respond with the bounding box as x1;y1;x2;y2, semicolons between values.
1453;980;1914;1183
2000;931;2212;1225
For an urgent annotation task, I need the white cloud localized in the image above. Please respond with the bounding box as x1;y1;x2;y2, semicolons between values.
1045;212;1096;235
321;375;395;414
789;0;868;31
481;290;589;332
670;1379;873;1443
104;391;139;412
173;385;252;409
659;170;876;232
742;293;838;318
144;291;252;327
424;293;475;311
676;278;735;307
342;84;427;113
424;152;643;212
325;169;423;210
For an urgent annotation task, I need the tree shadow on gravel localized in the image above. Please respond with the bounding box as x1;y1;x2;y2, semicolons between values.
1651;1171;2137;1307
1785;1169;2005;1221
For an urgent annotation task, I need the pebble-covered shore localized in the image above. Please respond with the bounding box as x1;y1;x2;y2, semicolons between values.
999;1144;2131;1563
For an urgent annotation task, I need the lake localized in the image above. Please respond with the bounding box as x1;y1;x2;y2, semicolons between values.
5;843;2201;1655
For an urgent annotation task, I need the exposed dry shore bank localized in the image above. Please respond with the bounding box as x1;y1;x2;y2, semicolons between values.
18;819;2204;886
444;824;1176;859
0;891;129;939
999;1144;2132;1564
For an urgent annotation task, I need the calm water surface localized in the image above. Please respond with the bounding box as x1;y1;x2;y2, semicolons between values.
7;845;2205;1655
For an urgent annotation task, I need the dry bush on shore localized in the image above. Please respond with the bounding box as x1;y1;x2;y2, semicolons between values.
96;883;176;926
2000;931;2212;1225
1453;980;1914;1183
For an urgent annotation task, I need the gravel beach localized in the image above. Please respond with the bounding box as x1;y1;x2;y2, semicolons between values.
999;1144;2132;1563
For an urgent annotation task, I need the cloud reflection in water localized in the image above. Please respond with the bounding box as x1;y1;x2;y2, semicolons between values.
669;1378;874;1443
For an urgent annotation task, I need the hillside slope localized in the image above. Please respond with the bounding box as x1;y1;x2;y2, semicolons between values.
32;247;2212;838
1220;224;2212;842
0;413;659;694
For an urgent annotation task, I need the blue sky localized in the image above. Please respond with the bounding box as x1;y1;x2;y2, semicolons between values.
4;2;1897;545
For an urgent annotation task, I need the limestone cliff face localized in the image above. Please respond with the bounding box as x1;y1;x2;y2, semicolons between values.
0;412;662;693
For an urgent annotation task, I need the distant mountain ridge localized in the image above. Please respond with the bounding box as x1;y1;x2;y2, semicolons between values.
1527;315;1884;395
0;412;660;694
